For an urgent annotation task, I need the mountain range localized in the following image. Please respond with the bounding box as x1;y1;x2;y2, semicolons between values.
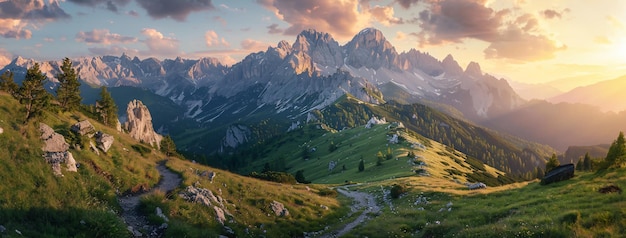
3;28;626;154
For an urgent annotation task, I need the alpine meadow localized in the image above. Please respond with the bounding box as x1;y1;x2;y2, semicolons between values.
1;1;626;237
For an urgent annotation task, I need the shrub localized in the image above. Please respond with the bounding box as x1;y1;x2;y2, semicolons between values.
390;184;406;199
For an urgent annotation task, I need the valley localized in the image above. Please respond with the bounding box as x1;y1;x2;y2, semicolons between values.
1;17;626;237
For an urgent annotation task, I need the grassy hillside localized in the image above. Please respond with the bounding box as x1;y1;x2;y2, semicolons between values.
141;159;347;237
236;121;515;186
310;94;554;177
343;169;626;237
0;92;347;237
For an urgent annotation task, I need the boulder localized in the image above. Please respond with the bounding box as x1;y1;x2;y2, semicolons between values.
95;131;114;152
270;200;289;217
70;120;96;137
179;186;223;207
40;123;69;152
541;164;575;185
0;127;3;134
124;100;162;148
66;152;77;172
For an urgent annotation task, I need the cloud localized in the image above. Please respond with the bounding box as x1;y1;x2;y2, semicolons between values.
416;0;564;62
75;29;137;44
541;9;561;19
241;39;268;51
396;31;406;40
367;5;403;25
127;10;139;17
417;0;506;44
66;0;131;13
204;30;230;47
0;0;70;20
484;25;566;62
256;0;371;40
219;4;245;12
267;23;283;34
140;28;179;56
0;0;70;39
136;0;214;21
394;0;419;9
88;45;139;56
0;49;13;68
0;19;31;39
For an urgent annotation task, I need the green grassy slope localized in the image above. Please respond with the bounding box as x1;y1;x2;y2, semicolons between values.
345;169;626;237
0;92;347;237
238;121;515;186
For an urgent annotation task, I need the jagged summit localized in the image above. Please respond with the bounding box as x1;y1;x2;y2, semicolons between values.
465;61;483;77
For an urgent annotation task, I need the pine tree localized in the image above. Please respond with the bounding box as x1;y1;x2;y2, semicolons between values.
358;159;365;172
96;86;118;127
0;70;18;97
576;158;583;171
295;170;309;184
545;153;560;173
605;132;626;167
17;63;52;122
56;57;82;111
160;135;177;157
583;152;592;171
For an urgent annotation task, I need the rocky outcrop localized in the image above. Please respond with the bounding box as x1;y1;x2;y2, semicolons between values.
71;120;96;137
39;123;77;176
220;124;251;151
124;100;162;148
365;116;387;128
0;127;3;134
270;200;289;217
95;131;114;153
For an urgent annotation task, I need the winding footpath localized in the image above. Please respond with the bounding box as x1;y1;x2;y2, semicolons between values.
321;186;382;238
118;163;181;237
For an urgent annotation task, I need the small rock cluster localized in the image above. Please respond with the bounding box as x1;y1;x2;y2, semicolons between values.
270;200;289;217
40;123;77;176
178;185;231;225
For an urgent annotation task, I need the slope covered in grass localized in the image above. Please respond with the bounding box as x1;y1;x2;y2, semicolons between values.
238;120;515;186
341;169;626;237
0;92;347;237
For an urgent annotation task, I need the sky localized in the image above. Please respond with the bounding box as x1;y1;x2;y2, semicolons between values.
1;0;626;85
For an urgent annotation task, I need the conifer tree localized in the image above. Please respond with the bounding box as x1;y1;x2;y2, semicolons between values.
605;132;626;167
358;159;365;172
0;70;18;97
160;135;177;156
576;158;583;171
56;57;82;111
96;86;118;127
17;63;52;122
545;153;560;173
583;152;592;171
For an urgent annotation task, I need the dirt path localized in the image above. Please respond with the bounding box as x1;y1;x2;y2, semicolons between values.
320;186;382;238
118;163;181;237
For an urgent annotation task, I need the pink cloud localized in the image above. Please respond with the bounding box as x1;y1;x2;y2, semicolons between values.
75;29;137;45
240;39;268;51
205;30;230;47
140;28;179;56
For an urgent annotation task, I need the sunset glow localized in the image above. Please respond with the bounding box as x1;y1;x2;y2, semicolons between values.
0;0;625;85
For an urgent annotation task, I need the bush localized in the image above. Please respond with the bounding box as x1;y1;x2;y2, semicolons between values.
249;171;297;184
390;184;406;199
317;188;338;197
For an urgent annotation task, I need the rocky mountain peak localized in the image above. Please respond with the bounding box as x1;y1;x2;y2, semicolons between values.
124;99;163;148
441;54;463;76
465;61;483;77
344;28;398;69
292;29;342;71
